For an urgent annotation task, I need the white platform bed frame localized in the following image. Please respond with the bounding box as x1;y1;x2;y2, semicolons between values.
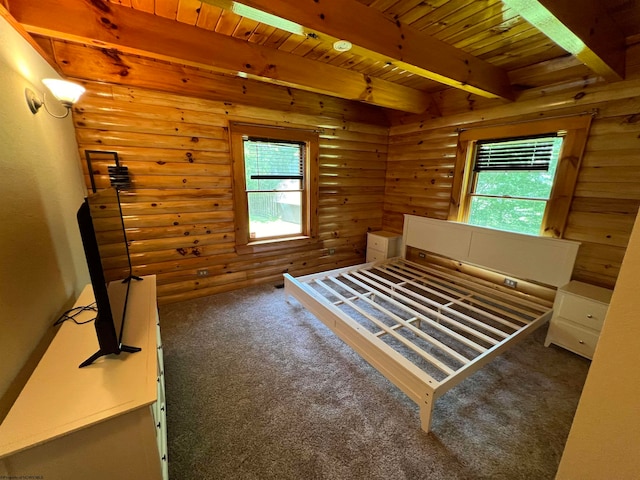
284;215;580;433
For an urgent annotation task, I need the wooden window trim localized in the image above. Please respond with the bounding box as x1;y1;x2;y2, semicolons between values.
230;122;319;255
449;115;593;238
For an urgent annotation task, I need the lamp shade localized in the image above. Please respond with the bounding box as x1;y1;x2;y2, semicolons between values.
42;79;86;106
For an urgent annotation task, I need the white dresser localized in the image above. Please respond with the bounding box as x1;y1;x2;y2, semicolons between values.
0;275;167;480
544;280;613;359
366;231;402;262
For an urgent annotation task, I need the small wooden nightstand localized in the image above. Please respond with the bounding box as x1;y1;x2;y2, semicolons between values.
544;280;613;359
366;231;402;262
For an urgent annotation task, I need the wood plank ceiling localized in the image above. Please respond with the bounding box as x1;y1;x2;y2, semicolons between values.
7;0;640;115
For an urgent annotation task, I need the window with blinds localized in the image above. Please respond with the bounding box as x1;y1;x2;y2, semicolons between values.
466;134;564;236
242;137;306;240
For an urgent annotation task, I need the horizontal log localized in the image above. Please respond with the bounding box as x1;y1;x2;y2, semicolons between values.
564;225;631;249
573;183;640;200
319;138;388;153
320;150;388;162
385;170;455;182
318;177;386;188
117;189;232;201
86;174;232;190
120;199;233;215
384;199;450;213
385;159;456;172
582;150;640;168
128;233;235;255
383;204;449;219
585;132;640;152
122;210;236;229
384;184;452;196
319;203;385;216
98;222;235;243
319;186;385;196
99;224;232;249
75;95;231;127
578;166;640;183
83;160;231;178
319;209;385;223
319;194;385;206
383;192;453;205
79;144;231;165
388;128;458;147
320;167;386;179
76;129;230;151
386;149;457;163
318;225;382;240
567;212;636;233
319;129;389;145
75;113;229;140
320;159;387;170
588;116;640;136
570;198;640;215
156;271;249;296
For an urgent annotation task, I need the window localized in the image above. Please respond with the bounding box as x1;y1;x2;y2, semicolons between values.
466;135;564;235
450;116;592;237
230;123;319;251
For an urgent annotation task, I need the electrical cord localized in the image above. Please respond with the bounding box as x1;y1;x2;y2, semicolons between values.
53;302;97;326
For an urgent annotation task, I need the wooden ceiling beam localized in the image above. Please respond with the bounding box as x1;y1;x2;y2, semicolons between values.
503;0;625;81
210;0;515;101
8;0;433;114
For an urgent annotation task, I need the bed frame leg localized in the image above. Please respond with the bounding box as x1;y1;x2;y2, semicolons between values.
419;394;435;433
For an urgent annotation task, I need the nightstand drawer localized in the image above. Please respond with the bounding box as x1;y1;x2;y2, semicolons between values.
368;234;390;252
556;294;608;331
366;248;386;263
548;319;599;359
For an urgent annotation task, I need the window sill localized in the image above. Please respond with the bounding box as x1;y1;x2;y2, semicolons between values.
235;236;317;255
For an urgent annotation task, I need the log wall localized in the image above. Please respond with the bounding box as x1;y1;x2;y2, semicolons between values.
384;47;640;289
73;81;388;304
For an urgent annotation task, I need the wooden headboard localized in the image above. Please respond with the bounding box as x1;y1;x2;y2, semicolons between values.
401;215;580;288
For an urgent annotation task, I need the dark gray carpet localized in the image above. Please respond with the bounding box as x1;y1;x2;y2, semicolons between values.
159;283;590;480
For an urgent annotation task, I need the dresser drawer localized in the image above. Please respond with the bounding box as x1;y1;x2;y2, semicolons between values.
547;319;600;359
556;294;608;331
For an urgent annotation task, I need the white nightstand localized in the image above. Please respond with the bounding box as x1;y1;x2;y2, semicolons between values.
544;280;613;359
366;231;402;262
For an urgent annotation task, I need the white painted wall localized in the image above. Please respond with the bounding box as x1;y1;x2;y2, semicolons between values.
556;209;640;478
0;17;88;400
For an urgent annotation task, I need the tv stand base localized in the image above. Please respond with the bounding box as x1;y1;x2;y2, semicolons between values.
79;343;142;368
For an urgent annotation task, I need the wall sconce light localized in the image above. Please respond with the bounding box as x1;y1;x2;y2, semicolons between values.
25;79;86;119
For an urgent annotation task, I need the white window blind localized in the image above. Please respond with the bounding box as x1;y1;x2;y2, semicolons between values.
474;135;558;172
243;137;304;185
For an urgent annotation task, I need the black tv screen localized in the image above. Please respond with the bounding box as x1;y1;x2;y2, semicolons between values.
76;187;139;367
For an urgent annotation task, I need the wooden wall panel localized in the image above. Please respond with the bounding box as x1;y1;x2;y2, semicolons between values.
385;50;640;290
73;82;388;304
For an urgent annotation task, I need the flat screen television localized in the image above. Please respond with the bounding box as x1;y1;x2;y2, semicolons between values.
76;187;141;368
